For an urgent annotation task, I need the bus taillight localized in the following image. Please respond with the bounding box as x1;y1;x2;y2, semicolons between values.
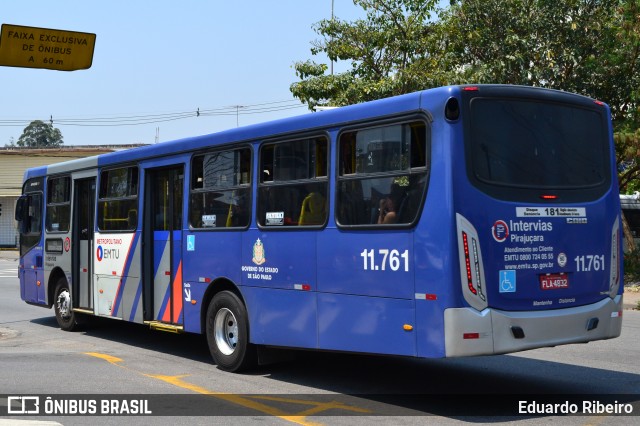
456;214;488;311
609;216;621;298
462;232;475;294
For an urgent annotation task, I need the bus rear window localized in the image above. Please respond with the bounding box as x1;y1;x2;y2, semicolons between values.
467;98;610;201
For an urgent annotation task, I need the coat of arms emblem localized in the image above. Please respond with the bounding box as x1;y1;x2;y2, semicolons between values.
252;238;266;265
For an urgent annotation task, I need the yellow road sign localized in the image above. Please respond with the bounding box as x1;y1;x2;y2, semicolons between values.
0;24;96;71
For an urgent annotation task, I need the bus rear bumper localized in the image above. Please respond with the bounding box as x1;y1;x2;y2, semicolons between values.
444;295;623;357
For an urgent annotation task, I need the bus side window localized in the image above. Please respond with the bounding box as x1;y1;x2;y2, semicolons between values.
97;166;139;232
336;121;428;227
189;147;252;229
258;136;328;227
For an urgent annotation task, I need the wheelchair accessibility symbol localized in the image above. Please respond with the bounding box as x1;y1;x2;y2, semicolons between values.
187;235;195;251
499;270;516;293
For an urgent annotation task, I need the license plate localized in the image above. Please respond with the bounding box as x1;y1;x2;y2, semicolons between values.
539;273;569;290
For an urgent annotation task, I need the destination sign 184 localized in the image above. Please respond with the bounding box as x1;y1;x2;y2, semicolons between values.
0;24;96;71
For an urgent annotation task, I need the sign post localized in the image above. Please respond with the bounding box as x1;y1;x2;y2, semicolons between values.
0;24;96;71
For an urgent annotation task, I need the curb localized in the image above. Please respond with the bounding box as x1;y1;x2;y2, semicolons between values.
0;250;18;260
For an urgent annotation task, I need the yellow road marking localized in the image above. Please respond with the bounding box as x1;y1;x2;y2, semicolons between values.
84;352;370;424
84;352;124;366
250;395;371;416
147;373;322;426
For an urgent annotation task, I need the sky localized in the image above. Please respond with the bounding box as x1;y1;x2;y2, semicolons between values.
0;1;368;146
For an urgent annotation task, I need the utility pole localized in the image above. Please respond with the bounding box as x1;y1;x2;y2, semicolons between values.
233;105;245;127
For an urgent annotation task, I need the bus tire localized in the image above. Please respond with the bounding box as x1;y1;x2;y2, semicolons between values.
205;291;257;372
53;278;83;331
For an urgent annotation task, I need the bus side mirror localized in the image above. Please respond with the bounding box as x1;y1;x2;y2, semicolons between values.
15;195;26;222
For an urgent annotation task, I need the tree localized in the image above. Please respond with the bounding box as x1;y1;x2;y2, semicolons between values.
293;0;640;128
442;0;640;202
293;1;640;188
4;137;16;148
290;0;445;110
293;0;640;248
17;120;64;148
442;0;640;126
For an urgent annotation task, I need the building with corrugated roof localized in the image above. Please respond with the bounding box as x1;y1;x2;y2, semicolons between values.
0;145;145;247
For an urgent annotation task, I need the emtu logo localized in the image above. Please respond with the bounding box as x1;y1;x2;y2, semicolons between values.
96;245;103;261
492;220;509;242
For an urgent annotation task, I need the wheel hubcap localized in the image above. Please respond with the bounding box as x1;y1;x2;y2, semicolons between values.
57;289;71;319
214;308;238;356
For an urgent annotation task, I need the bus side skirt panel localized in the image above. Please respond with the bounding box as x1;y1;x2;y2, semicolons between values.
243;286;318;349
317;293;416;356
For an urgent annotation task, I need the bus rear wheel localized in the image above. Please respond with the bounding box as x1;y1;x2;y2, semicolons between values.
53;278;83;331
205;291;257;372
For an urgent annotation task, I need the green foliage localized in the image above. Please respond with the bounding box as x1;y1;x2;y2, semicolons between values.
293;0;640;263
616;129;640;192
443;0;640;194
291;0;445;110
17;120;64;148
443;0;640;125
293;1;640;127
624;248;640;283
292;0;640;192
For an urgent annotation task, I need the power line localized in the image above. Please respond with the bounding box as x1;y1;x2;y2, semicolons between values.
0;99;307;128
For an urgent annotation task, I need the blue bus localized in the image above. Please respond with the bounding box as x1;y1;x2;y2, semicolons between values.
15;85;623;372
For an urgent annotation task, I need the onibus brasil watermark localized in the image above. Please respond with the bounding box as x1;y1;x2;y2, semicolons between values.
7;396;151;415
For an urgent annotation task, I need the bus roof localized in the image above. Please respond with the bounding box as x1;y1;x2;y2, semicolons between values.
23;84;605;179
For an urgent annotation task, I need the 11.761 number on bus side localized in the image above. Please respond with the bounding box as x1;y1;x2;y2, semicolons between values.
360;249;410;272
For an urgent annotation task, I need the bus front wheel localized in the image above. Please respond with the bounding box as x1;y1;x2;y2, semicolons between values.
53;278;83;331
205;291;257;372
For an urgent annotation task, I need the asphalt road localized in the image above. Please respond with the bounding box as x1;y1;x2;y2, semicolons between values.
0;256;639;426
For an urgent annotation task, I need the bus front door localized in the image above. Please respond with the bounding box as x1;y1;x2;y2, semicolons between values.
72;178;95;310
143;166;184;325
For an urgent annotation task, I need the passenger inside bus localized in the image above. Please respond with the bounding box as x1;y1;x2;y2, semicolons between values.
377;183;404;224
299;191;326;226
377;197;397;224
